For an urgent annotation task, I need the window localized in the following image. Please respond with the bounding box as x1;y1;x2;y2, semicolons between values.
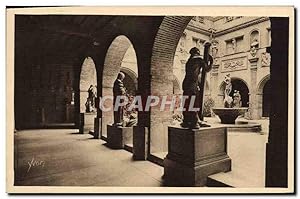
226;36;244;54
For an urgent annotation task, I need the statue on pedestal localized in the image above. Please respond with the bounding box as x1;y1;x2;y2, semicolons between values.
181;43;213;129
85;85;97;113
113;72;127;126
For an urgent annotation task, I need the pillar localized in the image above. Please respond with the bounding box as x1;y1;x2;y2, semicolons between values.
249;56;259;119
265;17;289;187
211;63;220;108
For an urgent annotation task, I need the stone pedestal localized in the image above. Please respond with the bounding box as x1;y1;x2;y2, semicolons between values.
107;125;133;149
164;126;231;187
65;104;75;123
79;113;96;134
93;117;101;139
133;126;149;160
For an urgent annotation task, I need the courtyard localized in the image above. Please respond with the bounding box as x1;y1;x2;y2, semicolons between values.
8;10;291;192
14;118;269;187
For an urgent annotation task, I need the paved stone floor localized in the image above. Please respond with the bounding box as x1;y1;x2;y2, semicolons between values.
14;118;269;187
208;117;269;187
14;129;163;186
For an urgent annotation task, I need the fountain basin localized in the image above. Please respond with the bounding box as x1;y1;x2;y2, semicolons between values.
212;108;248;124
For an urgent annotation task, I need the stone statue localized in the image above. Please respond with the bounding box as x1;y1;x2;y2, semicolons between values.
211;40;219;58
181;44;213;129
85;85;97;113
123;94;138;127
232;38;237;53
250;39;259;57
232;90;242;108
113;72;127;126
224;74;233;108
124;111;138;127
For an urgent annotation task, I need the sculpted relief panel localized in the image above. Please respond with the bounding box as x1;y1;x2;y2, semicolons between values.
261;52;271;67
221;56;248;72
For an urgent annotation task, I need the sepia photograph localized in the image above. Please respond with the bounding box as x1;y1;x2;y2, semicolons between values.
6;6;295;194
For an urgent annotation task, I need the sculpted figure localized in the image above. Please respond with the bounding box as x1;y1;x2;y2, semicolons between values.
85;85;97;112
113;72;127;126
232;38;237;53
181;44;213;129
261;52;271;66
232;90;242;108
250;39;259;57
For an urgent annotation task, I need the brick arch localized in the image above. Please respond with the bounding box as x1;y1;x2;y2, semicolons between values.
101;35;137;136
150;16;193;153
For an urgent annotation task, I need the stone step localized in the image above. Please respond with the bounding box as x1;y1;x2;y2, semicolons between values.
148;152;167;167
124;143;133;153
207;170;265;188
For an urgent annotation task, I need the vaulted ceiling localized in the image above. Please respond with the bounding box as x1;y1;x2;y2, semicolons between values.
15;15;164;64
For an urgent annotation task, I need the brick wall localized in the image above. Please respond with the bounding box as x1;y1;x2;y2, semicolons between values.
150;16;193;153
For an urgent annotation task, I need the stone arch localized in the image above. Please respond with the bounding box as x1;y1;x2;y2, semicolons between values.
101;35;138;136
257;74;271;118
257;74;270;94
219;77;250;107
79;57;97;113
150;16;193;153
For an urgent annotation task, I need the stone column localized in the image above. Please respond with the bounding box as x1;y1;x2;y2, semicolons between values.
256;93;263;118
249;56;259;119
265;17;289;187
211;63;220;108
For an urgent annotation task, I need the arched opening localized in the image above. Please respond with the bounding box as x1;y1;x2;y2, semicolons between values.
257;75;271;118
219;78;249;107
79;57;97;113
250;29;260;49
79;57;97;133
231;79;249;107
262;80;271;117
101;35;138;137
